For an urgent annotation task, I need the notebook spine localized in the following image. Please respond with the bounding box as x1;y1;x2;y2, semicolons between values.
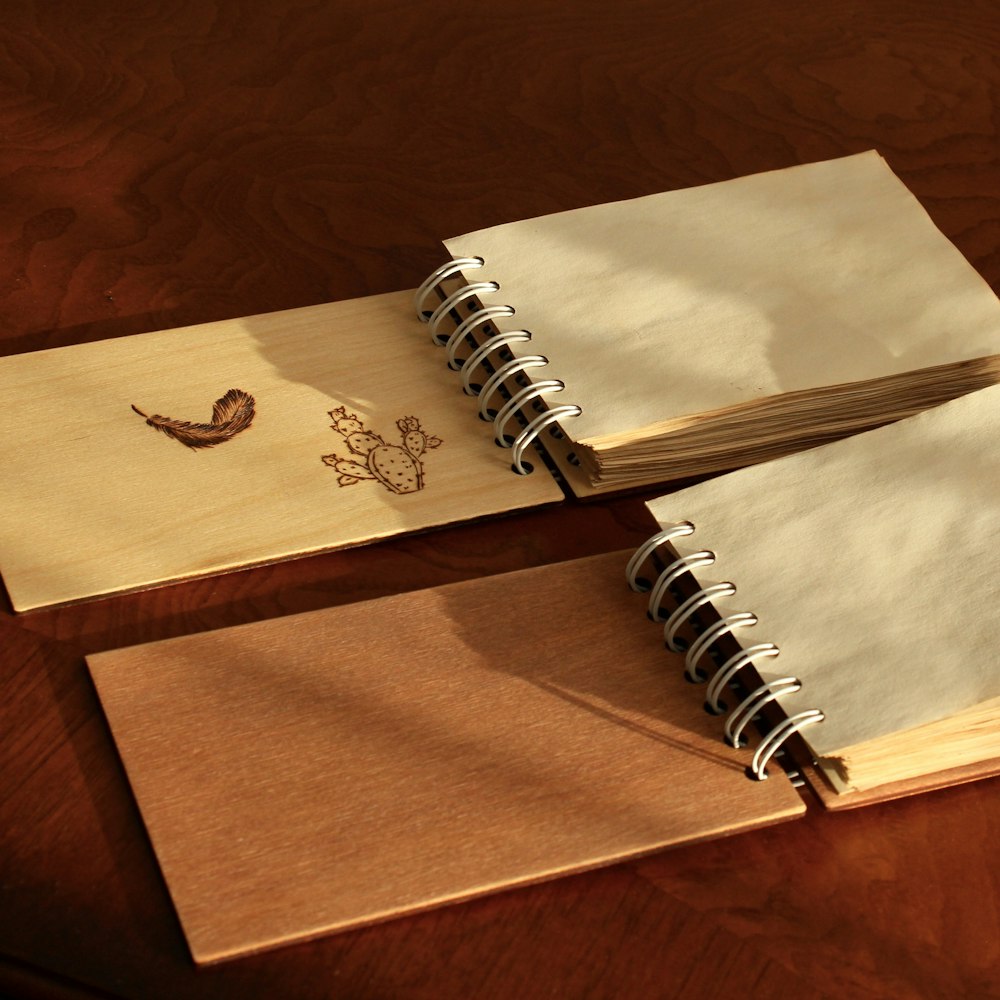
627;524;825;780
415;258;582;475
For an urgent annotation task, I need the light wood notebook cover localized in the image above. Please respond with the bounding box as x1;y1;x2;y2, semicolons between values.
0;291;562;611
5;151;1000;610
87;550;805;965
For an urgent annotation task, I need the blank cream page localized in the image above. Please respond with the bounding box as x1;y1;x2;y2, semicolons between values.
646;382;1000;757
445;152;1000;444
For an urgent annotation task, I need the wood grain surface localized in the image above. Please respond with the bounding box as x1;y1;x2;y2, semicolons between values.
0;291;562;610
2;1;999;998
87;551;803;964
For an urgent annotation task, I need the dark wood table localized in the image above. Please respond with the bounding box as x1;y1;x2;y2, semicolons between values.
2;2;998;997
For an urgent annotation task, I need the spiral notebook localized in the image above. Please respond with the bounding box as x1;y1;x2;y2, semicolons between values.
87;382;1000;962
637;379;1000;801
5;151;1000;610
0;291;563;611
432;149;1000;491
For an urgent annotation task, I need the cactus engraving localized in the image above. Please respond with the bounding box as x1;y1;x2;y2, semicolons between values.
322;407;442;495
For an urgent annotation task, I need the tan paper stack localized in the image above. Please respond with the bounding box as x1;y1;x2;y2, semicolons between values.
440;151;1000;491
641;381;1000;796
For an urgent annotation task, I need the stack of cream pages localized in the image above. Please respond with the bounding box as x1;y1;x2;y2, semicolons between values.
443;150;1000;491
644;380;1000;795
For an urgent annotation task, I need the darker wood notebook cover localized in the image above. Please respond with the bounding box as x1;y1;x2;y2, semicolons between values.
87;549;804;964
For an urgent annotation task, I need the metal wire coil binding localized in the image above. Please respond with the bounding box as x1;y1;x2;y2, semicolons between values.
460;331;532;395
705;642;781;714
646;551;716;621
445;305;517;369
749;710;825;780
625;522;695;590
704;642;779;711
416;258;584;477
414;257;484;317
627;525;827;781
663;582;736;653
478;355;550;419
493;380;565;444
509;406;582;475
428;282;500;344
725;677;800;748
686;613;759;683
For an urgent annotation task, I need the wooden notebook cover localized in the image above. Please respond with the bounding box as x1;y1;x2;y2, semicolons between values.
0;290;562;611
87;550;804;964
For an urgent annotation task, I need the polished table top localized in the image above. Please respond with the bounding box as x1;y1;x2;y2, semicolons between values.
1;1;999;997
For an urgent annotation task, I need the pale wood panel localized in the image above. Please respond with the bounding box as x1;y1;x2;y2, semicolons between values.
87;549;804;964
0;290;562;610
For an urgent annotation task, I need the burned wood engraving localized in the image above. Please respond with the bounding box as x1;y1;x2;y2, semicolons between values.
322;407;442;494
131;389;255;449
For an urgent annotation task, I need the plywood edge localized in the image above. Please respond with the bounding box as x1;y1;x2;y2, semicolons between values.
798;757;1000;810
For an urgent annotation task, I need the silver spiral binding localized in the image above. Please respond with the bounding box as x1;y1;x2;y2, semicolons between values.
647;551;716;622
510;406;582;474
428;282;500;344
686;613;759;683
414;257;484;317
493;380;565;444
445;305;517;370
725;677;800;749
749;710;825;780
664;582;736;653
704;642;778;710
625;522;695;591
628;526;825;782
416;258;584;477
460;331;532;395
478;355;550;419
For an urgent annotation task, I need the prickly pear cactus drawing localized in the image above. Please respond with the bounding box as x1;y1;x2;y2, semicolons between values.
322;407;442;495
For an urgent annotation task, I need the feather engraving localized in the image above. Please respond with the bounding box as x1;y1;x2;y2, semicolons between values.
131;389;255;449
